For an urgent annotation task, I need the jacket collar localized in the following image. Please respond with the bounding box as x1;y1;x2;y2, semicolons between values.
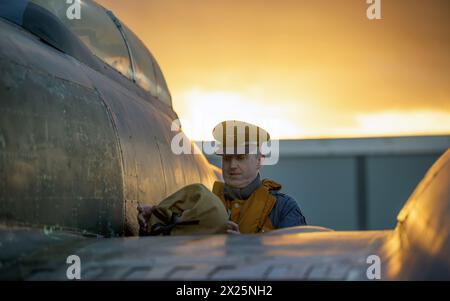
223;173;261;200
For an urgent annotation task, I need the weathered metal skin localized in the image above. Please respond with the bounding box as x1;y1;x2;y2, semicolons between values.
0;18;217;237
0;20;124;236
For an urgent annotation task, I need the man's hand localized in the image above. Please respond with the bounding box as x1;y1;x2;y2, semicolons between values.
137;204;155;234
227;221;241;235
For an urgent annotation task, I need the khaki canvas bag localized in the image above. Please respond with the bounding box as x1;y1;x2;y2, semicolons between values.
147;183;229;235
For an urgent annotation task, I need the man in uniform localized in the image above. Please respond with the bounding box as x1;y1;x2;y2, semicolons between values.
138;120;307;235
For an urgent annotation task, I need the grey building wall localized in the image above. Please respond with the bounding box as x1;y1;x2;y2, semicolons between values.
366;154;439;230
199;136;450;231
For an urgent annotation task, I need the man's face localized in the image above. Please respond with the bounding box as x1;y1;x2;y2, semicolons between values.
222;154;261;188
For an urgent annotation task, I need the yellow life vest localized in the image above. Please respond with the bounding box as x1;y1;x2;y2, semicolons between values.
212;179;282;234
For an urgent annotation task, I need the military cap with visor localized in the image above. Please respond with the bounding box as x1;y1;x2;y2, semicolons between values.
212;120;270;155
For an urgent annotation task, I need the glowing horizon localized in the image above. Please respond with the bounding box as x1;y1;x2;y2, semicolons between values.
97;0;450;141
175;88;450;141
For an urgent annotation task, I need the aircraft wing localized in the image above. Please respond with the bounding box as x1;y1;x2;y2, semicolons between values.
0;225;389;281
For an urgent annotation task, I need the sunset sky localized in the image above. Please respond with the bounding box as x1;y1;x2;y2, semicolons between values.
97;0;449;141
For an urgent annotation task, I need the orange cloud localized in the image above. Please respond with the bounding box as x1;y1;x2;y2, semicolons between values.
97;0;450;140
